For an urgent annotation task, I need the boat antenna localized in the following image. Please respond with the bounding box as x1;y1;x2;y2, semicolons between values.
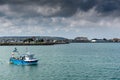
13;47;18;52
12;47;20;55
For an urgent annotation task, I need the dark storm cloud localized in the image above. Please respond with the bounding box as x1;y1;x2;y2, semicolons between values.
0;0;120;38
96;0;120;16
0;0;120;17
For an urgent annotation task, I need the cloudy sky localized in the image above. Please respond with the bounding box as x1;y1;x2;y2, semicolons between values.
0;0;120;39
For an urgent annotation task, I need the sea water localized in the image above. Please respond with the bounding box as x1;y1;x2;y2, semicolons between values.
0;43;120;80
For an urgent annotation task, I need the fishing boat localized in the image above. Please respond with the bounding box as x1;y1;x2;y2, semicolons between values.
9;48;38;65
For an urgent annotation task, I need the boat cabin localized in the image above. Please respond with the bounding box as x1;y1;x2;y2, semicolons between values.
20;54;35;60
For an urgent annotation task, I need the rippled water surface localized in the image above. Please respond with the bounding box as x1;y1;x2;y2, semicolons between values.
0;43;120;80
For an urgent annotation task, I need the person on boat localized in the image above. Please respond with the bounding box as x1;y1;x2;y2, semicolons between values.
11;52;14;58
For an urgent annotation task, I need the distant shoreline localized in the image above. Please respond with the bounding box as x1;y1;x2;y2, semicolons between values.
0;43;55;46
0;42;119;46
0;36;119;45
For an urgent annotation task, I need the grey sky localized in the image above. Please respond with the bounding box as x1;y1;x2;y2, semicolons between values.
0;0;120;39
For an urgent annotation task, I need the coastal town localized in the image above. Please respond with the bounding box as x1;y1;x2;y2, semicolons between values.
0;36;119;45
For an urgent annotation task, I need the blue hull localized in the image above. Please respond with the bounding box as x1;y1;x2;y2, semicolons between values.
10;58;38;65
